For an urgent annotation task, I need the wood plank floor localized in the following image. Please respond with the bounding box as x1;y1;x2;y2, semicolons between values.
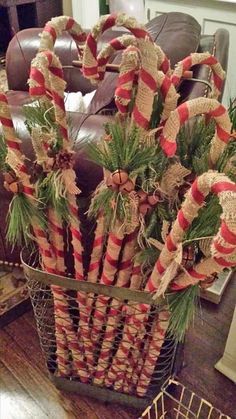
0;278;235;418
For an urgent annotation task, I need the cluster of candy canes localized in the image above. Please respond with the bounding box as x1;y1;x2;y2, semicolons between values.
0;92;89;380
13;12;235;397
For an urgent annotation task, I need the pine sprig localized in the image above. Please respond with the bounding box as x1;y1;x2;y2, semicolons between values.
167;285;199;342
38;171;69;222
87;121;156;175
7;193;45;247
0;134;8;172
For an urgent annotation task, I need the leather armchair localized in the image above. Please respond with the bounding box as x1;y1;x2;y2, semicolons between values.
0;12;229;265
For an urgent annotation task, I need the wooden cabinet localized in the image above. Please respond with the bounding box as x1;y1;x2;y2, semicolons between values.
0;0;62;35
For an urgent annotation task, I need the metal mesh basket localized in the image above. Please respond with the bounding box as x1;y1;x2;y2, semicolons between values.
22;250;179;408
140;377;231;418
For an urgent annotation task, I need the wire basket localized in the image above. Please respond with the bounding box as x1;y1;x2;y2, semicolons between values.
21;250;180;409
140;377;231;418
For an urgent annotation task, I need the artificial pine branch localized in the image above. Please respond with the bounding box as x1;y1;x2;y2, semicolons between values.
167;285;199;342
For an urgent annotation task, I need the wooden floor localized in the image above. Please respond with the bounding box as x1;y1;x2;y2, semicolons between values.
0;278;235;419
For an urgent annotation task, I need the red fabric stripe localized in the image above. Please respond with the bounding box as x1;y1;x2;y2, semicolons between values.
132;265;141;275
221;221;236;245
71;227;82;241
177;209;190;230
69;204;78;216
140;68;156;91
188;268;206;279
116;102;128;114
52;91;65;110
66;17;75;30
51;244;64;258
126;231;137;243
97;56;108;67
72;32;87;42
146;277;156;292
160;57;170;74
166;234;177;252
177;102;189;124
160;76;171;98
213;73;223;91
50;221;64;235
7;140;20;150
209;104;225;118
44;51;53;66
132;105;149;129
211;181;236;194
74;250;83;263
115;87;132;100
88;261;100;272
214;256;234;267
119;259;132;270
216;124;230;143
118;71;135;85
93;236;103;247
130;28;149;39
83;66;98;76
19;164;27;174
44;25;57;42
110;38;125;50
102;14;116;32
50;66;64;79
110;233;123;246
87;34;97;59
0;93;8;103
76;272;84;280
34;228;46;238
181;55;193;71
59;125;69;142
1;116;13;128
106;252;118;268
202;55;217;65
171;74;180;86
40;248;52;258
45;266;57;275
160;135;177;157
23;186;34;196
191;179;205;204
29;86;46;96
156;259;165;275
101;272;113;285
213;240;235;254
30;68;45;85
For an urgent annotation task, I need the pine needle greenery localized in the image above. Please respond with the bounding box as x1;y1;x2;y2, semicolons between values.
185;195;222;242
228;97;236;132
38;171;70;222
87;121;157;176
167;285;199;342
7;193;45;247
24;100;56;133
176;117;215;174
0;134;8;172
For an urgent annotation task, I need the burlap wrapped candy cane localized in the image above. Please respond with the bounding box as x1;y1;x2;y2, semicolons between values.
159;97;231;159
93;230;138;385
171;52;225;99
39;15;86;55
29;50;96;377
0;92;89;379
136;170;236;396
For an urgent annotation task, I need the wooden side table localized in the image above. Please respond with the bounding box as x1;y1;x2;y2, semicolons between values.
0;0;62;35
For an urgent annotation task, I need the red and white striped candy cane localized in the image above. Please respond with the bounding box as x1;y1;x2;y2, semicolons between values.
90;226;125;347
159;97;231;158
29;52;93;378
115;45;140;115
171;52;225;99
0;92;89;379
136;170;236;396
39;15;86;56
82;13;152;83
94;231;137;385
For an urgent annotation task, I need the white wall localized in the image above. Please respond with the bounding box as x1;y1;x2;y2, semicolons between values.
145;0;236;105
